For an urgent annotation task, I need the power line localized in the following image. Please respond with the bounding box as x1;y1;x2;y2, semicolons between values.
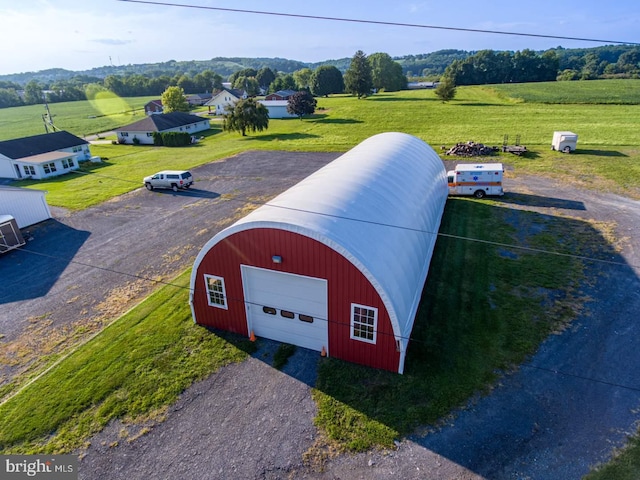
9;241;640;398
117;0;639;46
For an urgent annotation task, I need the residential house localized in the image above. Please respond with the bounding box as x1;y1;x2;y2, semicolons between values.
204;88;247;115
114;112;210;145
0;131;95;180
265;89;297;101
186;93;213;106
144;99;164;115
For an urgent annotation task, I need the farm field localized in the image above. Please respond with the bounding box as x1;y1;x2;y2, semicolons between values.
5;79;640;208
489;78;640;104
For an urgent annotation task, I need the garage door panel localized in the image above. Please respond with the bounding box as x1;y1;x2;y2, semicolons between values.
242;266;328;352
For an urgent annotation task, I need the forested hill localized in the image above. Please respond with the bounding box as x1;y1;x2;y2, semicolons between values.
1;44;638;85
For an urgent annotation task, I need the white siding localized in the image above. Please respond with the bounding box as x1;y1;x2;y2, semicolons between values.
0;186;52;228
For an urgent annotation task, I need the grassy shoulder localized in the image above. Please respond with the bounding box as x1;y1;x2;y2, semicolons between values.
313;196;598;451
0;270;253;454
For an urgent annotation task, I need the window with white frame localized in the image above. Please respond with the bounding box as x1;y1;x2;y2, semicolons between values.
204;275;227;309
62;158;74;169
43;162;57;174
350;303;378;344
23;165;36;176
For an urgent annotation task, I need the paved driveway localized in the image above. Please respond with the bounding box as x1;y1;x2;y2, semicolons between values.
0;150;339;385
3;154;640;479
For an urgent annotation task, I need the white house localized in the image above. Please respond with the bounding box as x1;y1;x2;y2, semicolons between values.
0;131;94;180
0;185;52;228
114;112;210;145
204;88;247;115
258;100;297;119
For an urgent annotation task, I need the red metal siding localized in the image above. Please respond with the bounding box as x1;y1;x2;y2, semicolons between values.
193;228;401;372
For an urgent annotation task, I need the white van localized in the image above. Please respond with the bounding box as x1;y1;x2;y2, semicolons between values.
144;170;193;192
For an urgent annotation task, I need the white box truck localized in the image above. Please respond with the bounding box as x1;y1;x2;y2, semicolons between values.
447;163;504;198
551;131;578;153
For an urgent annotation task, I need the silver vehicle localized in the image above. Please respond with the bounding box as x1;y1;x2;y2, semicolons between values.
144;170;193;192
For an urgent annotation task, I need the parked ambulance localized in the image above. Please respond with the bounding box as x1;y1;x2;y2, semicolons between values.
447;163;504;198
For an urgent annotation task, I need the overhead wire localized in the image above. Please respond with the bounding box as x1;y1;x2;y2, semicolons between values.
116;0;639;46
3;0;637;395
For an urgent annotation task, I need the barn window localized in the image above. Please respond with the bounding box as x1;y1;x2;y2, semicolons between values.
350;304;378;344
204;275;227;309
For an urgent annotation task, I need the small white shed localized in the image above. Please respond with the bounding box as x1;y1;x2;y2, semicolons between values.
258;100;297;119
552;131;578;153
0;186;52;228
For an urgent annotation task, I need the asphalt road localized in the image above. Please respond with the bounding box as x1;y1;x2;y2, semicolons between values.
2;153;640;479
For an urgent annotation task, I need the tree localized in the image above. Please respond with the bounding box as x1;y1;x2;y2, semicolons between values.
368;52;406;92
232;76;259;96
435;76;456;102
293;68;313;90
228;68;258;86
256;67;276;92
222;97;269;136
344;50;373;98
270;74;297;93
310;65;344;97
161;86;190;113
0;88;22;108
286;91;317;119
24;80;43;105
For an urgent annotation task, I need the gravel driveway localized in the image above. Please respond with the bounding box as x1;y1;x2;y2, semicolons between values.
3;152;640;479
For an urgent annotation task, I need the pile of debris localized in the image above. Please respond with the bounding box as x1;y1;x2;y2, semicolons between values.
443;141;498;157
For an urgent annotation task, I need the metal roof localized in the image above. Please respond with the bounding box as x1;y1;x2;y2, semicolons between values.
194;132;448;372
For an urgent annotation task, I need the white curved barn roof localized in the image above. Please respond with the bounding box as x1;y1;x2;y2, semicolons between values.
195;132;448;372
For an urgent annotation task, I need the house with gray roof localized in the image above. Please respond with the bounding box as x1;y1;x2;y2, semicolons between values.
114;112;211;145
0;131;93;180
204;88;248;115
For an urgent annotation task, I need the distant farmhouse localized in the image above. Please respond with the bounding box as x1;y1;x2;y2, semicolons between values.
115;112;210;145
264;89;297;101
144;99;164;115
0;131;96;180
186;93;213;106
204;88;247;115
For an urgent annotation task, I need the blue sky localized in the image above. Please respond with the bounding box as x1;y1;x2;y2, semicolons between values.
0;0;637;75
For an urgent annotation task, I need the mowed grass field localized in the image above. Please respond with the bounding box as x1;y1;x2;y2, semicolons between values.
4;79;640;208
1;80;640;477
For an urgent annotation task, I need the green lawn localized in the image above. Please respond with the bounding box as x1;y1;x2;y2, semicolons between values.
0;96;157;141
1;81;640;476
8;81;640;209
488;79;640;104
0;271;253;453
314;196;592;450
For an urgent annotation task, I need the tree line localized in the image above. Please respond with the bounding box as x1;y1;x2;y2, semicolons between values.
1;45;639;109
0;51;406;109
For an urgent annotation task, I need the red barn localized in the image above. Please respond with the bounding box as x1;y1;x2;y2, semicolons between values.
190;132;448;373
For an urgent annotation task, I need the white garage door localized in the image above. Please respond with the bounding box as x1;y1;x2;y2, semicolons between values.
241;265;328;352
